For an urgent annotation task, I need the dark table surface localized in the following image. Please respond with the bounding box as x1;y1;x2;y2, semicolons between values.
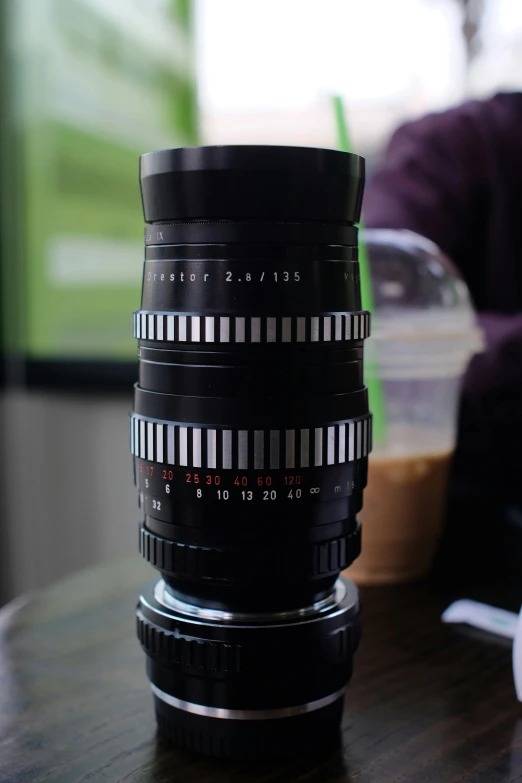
1;557;522;783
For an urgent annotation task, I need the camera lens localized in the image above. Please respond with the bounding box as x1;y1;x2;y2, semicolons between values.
133;146;371;758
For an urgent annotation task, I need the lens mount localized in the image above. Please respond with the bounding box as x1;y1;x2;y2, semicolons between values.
137;576;361;759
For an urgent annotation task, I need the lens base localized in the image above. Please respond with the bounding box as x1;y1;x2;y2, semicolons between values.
153;692;343;760
138;576;360;759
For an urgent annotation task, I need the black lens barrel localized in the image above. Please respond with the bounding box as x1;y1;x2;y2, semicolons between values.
133;145;370;759
140;145;364;223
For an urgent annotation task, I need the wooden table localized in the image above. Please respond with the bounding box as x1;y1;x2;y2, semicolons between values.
1;556;521;783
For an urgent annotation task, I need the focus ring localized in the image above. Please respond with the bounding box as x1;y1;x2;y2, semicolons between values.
131;414;372;469
136;611;243;673
133;311;371;344
139;522;361;578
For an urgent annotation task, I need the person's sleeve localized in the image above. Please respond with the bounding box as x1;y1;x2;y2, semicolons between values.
456;312;522;503
365;109;522;506
364;108;481;265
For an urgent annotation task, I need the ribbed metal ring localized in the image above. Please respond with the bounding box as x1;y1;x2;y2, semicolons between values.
136;611;244;673
130;414;372;469
133;311;371;344
139;523;361;579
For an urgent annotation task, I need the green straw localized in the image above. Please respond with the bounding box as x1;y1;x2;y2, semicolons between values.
332;95;387;447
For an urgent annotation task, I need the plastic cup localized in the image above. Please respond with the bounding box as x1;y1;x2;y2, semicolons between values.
345;230;483;585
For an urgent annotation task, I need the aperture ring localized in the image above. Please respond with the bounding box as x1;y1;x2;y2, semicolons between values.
130;414;372;469
133;311;371;344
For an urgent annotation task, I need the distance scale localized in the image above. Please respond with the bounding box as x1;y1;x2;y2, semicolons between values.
134;458;360;523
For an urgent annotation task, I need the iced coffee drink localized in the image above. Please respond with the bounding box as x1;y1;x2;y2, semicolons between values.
350;229;483;585
345;440;453;585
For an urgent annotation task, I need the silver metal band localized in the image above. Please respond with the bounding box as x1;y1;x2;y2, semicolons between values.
130;414;372;468
155;579;347;623
151;683;346;720
143;578;359;630
133;311;371;344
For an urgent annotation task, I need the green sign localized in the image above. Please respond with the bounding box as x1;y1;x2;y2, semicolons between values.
1;0;198;360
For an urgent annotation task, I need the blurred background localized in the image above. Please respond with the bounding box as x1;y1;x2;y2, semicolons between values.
0;0;520;603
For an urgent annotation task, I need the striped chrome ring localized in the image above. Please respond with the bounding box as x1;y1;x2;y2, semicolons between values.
133;311;370;344
151;683;346;720
130;414;372;469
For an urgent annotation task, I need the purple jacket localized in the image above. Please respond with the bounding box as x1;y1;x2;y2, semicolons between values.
364;93;522;569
